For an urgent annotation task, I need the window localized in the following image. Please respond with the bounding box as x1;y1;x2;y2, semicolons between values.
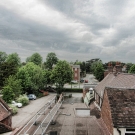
125;129;135;135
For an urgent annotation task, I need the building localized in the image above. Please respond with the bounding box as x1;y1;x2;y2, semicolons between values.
70;64;80;82
0;98;12;134
101;87;135;135
94;72;135;108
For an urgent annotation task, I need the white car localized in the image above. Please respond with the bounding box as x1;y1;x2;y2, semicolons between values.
12;101;22;108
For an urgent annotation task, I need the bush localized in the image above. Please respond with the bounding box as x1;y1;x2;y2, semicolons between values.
8;104;18;115
16;94;29;106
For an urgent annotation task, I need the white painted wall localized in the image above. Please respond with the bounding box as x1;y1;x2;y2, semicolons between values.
114;128;125;135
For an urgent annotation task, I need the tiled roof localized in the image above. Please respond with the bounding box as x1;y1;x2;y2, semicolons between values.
106;87;135;127
94;73;115;98
95;73;135;98
108;73;135;89
0;98;11;121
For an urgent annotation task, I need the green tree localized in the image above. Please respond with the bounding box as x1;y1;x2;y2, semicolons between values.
26;53;43;66
2;86;15;103
94;63;104;81
0;51;7;63
4;75;22;98
17;62;44;94
0;62;18;87
45;52;58;70
126;63;133;73
51;60;73;94
129;64;135;74
42;70;52;88
17;67;31;93
6;53;21;67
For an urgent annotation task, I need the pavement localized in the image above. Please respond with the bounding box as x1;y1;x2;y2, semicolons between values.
1;93;56;135
12;94;56;129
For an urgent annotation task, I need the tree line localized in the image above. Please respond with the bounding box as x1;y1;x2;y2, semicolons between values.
0;52;72;103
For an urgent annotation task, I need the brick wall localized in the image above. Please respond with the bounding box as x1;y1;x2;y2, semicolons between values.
101;90;113;135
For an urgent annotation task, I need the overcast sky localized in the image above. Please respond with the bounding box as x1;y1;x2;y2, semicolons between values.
0;0;135;63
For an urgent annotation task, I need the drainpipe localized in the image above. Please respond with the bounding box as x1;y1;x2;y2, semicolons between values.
117;128;121;135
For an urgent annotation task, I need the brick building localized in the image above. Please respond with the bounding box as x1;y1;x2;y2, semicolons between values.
0;98;12;134
94;73;135;108
101;87;135;135
70;64;80;82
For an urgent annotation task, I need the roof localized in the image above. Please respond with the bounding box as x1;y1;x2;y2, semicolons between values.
94;73;115;98
106;87;135;128
0;122;12;134
0;98;12;121
94;73;135;98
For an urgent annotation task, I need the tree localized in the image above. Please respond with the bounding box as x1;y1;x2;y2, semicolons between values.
2;75;22;103
6;53;21;67
91;60;104;81
51;60;73;94
45;52;58;70
94;63;104;81
4;75;22;98
126;63;133;73
42;70;52;88
17;62;44;94
2;86;15;103
0;51;7;63
26;53;43;66
129;64;135;74
0;62;18;87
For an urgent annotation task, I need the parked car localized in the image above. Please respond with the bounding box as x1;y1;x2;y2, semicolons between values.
80;78;84;83
84;80;88;83
12;101;22;108
27;94;36;100
45;86;56;92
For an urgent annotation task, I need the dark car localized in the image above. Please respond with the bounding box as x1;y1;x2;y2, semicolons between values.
27;94;36;100
46;86;56;92
80;78;84;83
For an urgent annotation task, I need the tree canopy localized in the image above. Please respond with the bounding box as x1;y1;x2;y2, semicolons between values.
45;52;58;70
51;60;73;93
26;53;43;66
129;64;135;74
6;53;21;67
0;51;7;63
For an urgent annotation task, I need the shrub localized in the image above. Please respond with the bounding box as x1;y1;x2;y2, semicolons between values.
8;104;18;115
16;94;29;106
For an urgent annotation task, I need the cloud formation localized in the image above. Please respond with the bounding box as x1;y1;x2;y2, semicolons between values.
0;0;135;63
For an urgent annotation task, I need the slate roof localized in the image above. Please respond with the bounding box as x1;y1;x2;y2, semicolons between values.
94;73;135;98
106;87;135;127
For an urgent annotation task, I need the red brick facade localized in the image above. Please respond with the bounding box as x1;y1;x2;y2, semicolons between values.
101;90;113;135
70;64;80;82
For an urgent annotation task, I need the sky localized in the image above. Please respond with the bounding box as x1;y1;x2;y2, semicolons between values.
0;0;135;63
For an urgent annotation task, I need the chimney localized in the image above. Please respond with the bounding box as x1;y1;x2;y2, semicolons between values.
115;62;122;73
107;62;113;73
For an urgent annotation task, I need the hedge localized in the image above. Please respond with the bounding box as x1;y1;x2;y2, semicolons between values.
62;88;83;93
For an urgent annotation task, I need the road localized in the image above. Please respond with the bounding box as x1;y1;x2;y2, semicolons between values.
64;74;99;89
12;93;56;129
